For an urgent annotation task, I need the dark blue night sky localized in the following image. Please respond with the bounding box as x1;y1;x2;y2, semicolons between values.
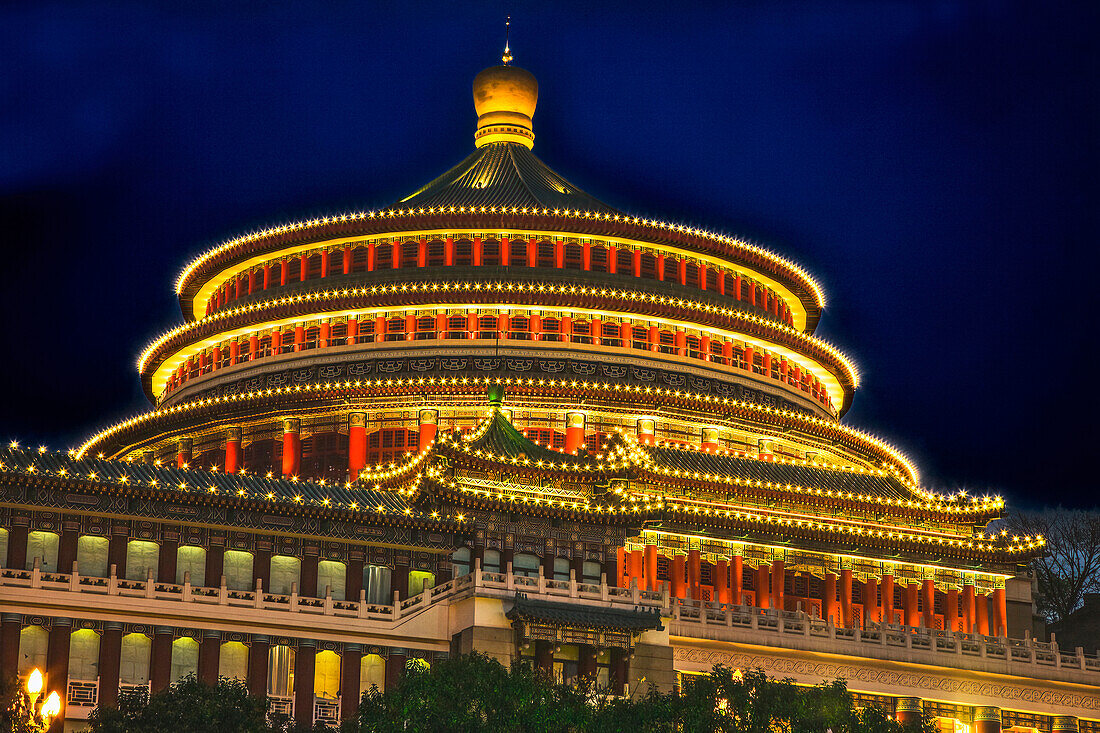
1;2;1095;508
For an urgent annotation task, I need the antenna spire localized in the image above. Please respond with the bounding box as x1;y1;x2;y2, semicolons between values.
501;15;513;65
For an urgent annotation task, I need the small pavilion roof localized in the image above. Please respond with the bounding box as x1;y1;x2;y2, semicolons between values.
506;593;663;632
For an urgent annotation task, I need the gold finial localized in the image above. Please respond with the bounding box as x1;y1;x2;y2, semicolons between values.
502;15;513;65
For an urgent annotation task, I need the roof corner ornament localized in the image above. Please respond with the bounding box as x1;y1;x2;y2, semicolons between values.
501;15;513;66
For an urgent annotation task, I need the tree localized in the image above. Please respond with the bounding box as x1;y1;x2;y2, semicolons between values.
86;676;278;733
1004;508;1100;623
0;673;47;733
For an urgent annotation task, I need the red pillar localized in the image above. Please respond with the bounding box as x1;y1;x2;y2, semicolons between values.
343;245;351;274
526;236;536;267
366;242;375;271
247;635;269;699
224;426;241;474
882;574;895;624
921;579;935;629
565;412;586;454
732;555;743;606
619;322;633;348
282;418;301;477
340;644;362;721
701;427;719;453
632;248;642;277
840;568;853;627
347;316;359;345
294;642;315;730
417;238;427;267
756;564;771;609
0;614;21;675
636;418;655;446
629;550;644;588
895;698;923;725
294;324;305;351
715;558;729;604
864;578;878;624
671;555;686;599
644;545;658;592
607;245;617;273
687;550;701;601
262;263;271;290
499;235;510;265
905;583;920;627
348;412;367;479
976;593;990;635
320;249;330;278
444;236;454;266
824;573;837;623
656;253;665;280
963;584;976;633
319;320;330;348
150;627;173;693
198;630;220;685
946;588;960;632
554;240;564;268
993;587;1008;637
418;409;438;451
98;623;123;709
46;619;72;729
280;259;288;285
677;258;687;285
391;239;402;268
771;559;785;612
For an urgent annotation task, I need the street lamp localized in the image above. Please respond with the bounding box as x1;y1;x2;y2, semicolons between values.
22;668;63;731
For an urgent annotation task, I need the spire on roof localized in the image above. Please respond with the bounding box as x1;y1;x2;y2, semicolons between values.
502;15;513;66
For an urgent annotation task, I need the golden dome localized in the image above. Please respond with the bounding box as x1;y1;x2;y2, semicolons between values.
473;65;538;149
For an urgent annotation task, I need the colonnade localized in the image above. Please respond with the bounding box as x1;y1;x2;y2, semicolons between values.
619;546;1010;637
202;235;796;329
161;308;835;413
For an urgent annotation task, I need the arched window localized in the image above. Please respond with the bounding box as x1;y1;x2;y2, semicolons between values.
268;645;295;696
77;536;109;578
223;550;254;591
408;570;435;596
512;553;540;578
120;633;150;685
269;555;301;595
170;638;199;683
176;546;206;586
360;654;385;693
317;560;346;600
553;557;570;582
26;531;58;571
219;641;248;682
451;547;471;578
68;628;100;681
482;549;501;574
314;650;341;700
363;565;392;605
126;540;160;581
18;625;48;674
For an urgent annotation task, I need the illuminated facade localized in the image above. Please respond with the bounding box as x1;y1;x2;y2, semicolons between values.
2;60;1098;733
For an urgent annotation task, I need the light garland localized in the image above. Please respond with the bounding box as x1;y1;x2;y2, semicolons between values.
174;209;827;309
77;376;919;482
139;280;859;403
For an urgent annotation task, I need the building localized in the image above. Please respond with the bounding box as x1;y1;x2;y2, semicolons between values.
2;56;1098;733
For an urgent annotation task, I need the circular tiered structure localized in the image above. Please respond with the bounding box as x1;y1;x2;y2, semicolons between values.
81;63;913;487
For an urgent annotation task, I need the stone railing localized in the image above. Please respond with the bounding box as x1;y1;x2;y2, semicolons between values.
668;597;1100;680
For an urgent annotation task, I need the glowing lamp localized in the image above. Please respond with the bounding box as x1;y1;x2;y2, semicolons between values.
26;668;44;695
42;691;62;718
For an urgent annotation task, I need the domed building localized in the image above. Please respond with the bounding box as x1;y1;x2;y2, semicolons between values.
2;58;1098;733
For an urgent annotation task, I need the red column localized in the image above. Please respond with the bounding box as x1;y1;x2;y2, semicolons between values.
392;239;402;269
636;418;655;446
743;344;754;371
699;334;711;361
229;339;239;366
247;269;255;294
841;568;853;627
864;578;878;624
895;698;923;725
198;631;220;685
347;316;359;345
946;588;960;632
319;320;330;349
282;419;301;477
698;263;707;290
771;559;785;611
656;253;665;280
619;322;632;348
674;330;686;356
717;270;725;295
348;413;367;479
905;583;920;627
554;240;564;268
963;584;976;633
823;573;837;622
671;555;686;599
0;614;21;675
294;324;305;351
677;258;687;285
607;245;617;273
882;574;895;624
97;623;123;709
644;545;658;592
647;325;659;352
271;329;283;355
632;249;642;277
973;706;1002;733
687;550;701;601
749;281;757;306
46;619;72;730
176;437;192;468
565;412;585;454
320;249;330;278
715;558;729;604
374;316;386;343
367;242;376;271
921;578;935;629
280;259;289;285
756;564;771;609
629;550;644;588
560;315;572;343
247;635;269;699
529;313;542;341
263;263;271;290
993;587;1007;637
417;238;427;267
150;627;173;693
591;317;601;345
224;427;241;474
526;236;536;267
976;593;990;635
418;410;438;451
211;345;222;370
299;252;309;281
581;241;590;270
615;548;626;588
343;245;351;274
732;555;743;606
501;236;510;266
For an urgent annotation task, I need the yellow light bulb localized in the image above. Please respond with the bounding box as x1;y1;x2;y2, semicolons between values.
42;691;62;718
26;668;43;695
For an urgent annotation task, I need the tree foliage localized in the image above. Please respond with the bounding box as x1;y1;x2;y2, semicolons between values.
344;653;936;733
1005;508;1100;623
86;676;285;733
0;673;49;733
